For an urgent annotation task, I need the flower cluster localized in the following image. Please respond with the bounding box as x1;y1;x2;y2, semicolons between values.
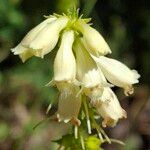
11;12;140;136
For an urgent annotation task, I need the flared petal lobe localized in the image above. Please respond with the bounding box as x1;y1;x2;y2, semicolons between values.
93;56;140;95
96;88;127;127
75;20;111;56
54;30;76;82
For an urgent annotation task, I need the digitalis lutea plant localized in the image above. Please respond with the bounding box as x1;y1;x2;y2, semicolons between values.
11;10;140;149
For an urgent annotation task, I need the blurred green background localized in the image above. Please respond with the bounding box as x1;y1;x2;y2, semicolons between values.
0;0;149;149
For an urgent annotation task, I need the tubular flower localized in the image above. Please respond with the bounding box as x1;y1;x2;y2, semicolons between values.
53;30;76;83
29;17;68;57
52;30;81;125
95;88;127;127
74;38;111;103
57;85;81;125
75;19;111;56
11;16;68;62
92;56;140;96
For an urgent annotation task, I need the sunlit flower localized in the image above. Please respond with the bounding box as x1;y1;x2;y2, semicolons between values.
92;56;140;95
74;38;111;102
75;19;111;56
95;88;127;127
11;16;68;62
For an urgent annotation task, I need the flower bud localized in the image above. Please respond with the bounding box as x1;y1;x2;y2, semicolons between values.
75;20;111;56
93;56;140;96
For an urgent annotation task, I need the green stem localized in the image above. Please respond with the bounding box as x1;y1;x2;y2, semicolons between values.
33;118;50;130
89;107;111;143
91;117;104;142
80;134;85;150
83;95;92;134
99;126;111;144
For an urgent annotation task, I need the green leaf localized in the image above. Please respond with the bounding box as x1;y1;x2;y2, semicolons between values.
55;133;82;149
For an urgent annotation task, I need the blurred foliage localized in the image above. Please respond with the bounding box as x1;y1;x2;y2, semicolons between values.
0;0;150;149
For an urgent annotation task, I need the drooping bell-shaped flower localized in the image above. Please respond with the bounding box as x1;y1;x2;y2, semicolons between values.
53;30;76;84
95;88;127;127
11;16;68;62
56;85;81;125
11;16;57;62
74;38;111;102
92;56;140;95
29;17;68;58
75;20;111;56
52;30;81;124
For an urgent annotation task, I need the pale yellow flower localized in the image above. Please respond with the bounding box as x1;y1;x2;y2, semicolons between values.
92;56;140;95
11;16;68;62
56;84;81;125
29;17;68;57
75;20;111;56
74;38;111;102
95;88;127;127
54;30;76;83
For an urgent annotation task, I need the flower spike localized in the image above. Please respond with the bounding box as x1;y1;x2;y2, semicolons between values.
11;11;140;148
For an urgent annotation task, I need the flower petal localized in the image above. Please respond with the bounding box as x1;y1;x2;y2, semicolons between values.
95;88;127;127
54;30;76;82
29;17;69;57
75;20;111;56
21;16;57;46
74;38;111;101
11;16;57;61
93;56;140;95
74;38;108;88
57;85;81;125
